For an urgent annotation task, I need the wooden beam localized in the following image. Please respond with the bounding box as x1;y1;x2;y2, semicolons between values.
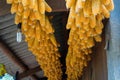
0;39;41;80
0;0;67;16
0;40;28;71
46;0;67;12
19;66;42;79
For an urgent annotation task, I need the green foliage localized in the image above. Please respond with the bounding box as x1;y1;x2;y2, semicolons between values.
0;64;7;76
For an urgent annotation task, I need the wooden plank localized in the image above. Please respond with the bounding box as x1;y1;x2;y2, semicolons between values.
0;0;67;16
46;0;67;12
19;66;42;79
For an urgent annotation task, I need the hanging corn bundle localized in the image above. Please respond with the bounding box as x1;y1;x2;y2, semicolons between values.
6;0;62;80
65;0;114;80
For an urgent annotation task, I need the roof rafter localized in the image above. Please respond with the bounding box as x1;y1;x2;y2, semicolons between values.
0;39;42;80
0;0;67;16
19;66;42;79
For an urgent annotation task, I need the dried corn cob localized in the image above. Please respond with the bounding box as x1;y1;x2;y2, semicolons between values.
7;0;13;4
7;0;62;80
92;0;100;15
65;0;114;80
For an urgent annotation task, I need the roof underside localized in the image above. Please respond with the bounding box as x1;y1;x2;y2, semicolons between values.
0;13;43;79
0;6;68;80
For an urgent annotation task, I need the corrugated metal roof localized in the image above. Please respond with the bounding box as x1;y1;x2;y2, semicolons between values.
0;51;21;75
0;13;40;80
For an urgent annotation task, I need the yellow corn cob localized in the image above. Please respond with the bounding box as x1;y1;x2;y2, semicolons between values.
8;0;114;80
7;0;13;4
27;38;34;48
33;11;41;20
45;16;54;34
82;24;89;31
45;1;52;12
33;0;39;11
75;0;85;13
18;3;23;13
38;0;45;14
22;0;29;6
23;9;30;19
29;10;36;21
97;20;104;29
39;14;45;26
22;19;28;24
49;34;58;47
66;12;74;29
66;0;76;9
18;0;22;3
71;6;76;18
92;0;100;15
105;0;114;11
70;57;76;67
101;0;110;5
84;17;89;24
28;18;33;26
29;0;36;9
28;27;35;38
90;15;96;28
94;35;102;42
101;5;110;18
76;14;82;27
78;0;85;9
87;37;94;48
96;14;104;21
11;3;18;14
83;0;92;17
15;14;22;24
7;0;62;79
22;23;29;31
66;0;114;79
14;0;19;3
33;39;39;48
77;10;85;23
95;26;102;34
35;22;41;41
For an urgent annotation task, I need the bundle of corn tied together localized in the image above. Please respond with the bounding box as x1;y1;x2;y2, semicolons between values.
6;0;62;80
65;0;114;80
